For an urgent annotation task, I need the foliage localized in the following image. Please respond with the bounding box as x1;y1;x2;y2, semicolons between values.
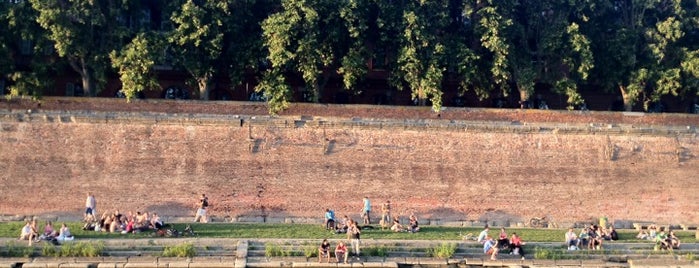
533;247;565;260
264;243;292;257
1;242;35;258
162;242;196;257
29;0;128;96
301;242;316;258
110;33;163;101
168;0;228;100
425;243;456;258
362;244;388;257
4;0;699;111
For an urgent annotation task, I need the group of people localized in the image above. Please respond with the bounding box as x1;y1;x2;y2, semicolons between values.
477;227;526;261
635;224;681;250
83;210;165;234
317;239;353;263
18;219;73;246
83;193;166;234
564;224;618;251
324;198;420;234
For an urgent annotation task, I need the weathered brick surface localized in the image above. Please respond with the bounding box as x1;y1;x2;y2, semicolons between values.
0;98;698;226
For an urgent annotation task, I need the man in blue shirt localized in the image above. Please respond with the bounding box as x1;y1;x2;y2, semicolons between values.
324;209;335;229
362;197;371;225
483;235;499;260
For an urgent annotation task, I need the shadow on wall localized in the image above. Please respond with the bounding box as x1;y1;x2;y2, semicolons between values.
146;201;191;217
422;207;469;223
476;209;523;227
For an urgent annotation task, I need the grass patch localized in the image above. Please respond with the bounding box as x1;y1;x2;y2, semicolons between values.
162;242;195;257
40;241;104;257
533;247;566;260
364;244;389;257
0;222;695;244
426;243;456;258
1;241;35;257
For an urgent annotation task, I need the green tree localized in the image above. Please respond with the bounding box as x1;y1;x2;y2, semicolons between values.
168;0;229;100
393;0;449;111
30;0;129;97
260;0;347;113
588;0;685;111
109;33;163;101
223;0;276;98
3;0;62;98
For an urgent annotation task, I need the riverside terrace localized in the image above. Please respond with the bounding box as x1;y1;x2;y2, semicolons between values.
0;221;697;268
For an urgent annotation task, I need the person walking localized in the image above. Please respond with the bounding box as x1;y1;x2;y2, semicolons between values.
85;193;96;220
194;194;209;223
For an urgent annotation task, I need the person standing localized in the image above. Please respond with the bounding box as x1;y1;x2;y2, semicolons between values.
362;197;371;225
85;192;96;220
380;200;391;228
348;220;361;259
194;194;209;223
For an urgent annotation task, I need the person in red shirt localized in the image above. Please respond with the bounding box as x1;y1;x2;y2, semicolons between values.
335;241;348;263
508;233;526;259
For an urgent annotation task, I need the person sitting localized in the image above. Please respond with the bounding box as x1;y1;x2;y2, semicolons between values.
318;239;331;263
123;217;135;234
335;241;348;264
578;227;590;248
57;223;74;241
588;225;603;250
323;209;336;230
636;229;649;240
667;231;681;249
150;213;164;230
607;226;619;241
390;216;404;232
408;214;420;233
19;221;33;241
497;228;509;250
654;231;670;251
648;224;658;239
477;226;490;243
42;221;57;238
483;236;498;261
565;228;580;250
335;215;349;234
508;233;526;259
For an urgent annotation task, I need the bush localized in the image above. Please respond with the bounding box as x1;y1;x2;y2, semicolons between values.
302;243;317;258
162;243;196;258
58;242;104;257
533;247;565;260
2;242;35;257
426;243;456;258
364;245;389;257
265;243;292;257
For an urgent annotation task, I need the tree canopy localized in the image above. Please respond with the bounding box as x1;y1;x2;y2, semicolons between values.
2;0;699;113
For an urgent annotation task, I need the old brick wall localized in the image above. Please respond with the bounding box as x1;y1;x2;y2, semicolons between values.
0;102;697;226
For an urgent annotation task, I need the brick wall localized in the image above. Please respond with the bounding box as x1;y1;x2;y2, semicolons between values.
0;98;697;226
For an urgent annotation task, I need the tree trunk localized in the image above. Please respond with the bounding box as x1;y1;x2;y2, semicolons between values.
68;57;96;97
197;72;213;101
619;85;634;111
81;71;96;97
416;87;427;106
518;86;531;108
